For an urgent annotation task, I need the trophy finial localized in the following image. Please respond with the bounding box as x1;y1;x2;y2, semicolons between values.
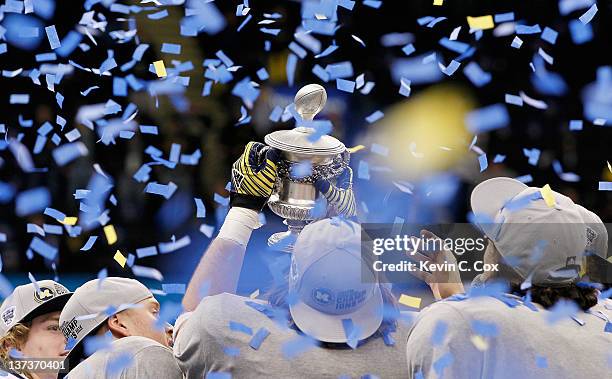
294;84;327;121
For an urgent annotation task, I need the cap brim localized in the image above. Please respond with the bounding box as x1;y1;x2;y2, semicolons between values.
470;177;528;222
289;286;383;343
22;293;72;324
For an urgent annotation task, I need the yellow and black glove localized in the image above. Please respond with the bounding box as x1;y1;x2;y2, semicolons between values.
230;142;280;210
315;167;357;218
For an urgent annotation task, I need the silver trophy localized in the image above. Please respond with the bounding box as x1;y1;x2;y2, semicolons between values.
265;84;348;252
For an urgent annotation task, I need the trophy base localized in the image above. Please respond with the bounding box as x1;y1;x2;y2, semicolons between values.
267;220;308;253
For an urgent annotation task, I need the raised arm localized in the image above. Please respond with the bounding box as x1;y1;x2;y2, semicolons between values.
183;142;280;311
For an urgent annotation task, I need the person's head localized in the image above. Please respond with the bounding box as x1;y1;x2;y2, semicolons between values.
0;281;72;378
470;177;605;310
59;277;168;362
268;218;397;346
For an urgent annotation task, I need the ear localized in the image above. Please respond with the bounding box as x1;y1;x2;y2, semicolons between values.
106;314;131;338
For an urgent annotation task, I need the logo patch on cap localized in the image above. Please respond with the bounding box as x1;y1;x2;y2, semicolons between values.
335;289;367;311
1;306;16;327
312;288;333;306
60;317;83;340
34;286;56;303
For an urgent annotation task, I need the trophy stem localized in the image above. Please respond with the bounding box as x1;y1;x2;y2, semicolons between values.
267;219;308;253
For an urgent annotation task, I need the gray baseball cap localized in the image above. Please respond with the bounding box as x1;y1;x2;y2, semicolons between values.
59;277;153;353
0;280;72;337
471;177;604;285
289;218;383;343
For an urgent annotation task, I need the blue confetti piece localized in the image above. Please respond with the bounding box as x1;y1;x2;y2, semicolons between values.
257;68;269;81
516;24;541;34
465;104;510;133
260;28;281;36
223;346;240;357
523;148;541;166
326;61;353;80
494;12;514;23
145;181;178;200
391;55;443;85
161;43;181;54
336;78;355;93
365;110;384;124
471;320;499;337
535;355;548;368
493;154;506;163
290;161;313;179
214;193;230;207
30;236;58;261
194;198;206;218
80;236;97;251
3;14;44;50
0;44;7;54
569;19;593;44
56;30;82;57
505;94;523;107
269;106;283;122
315;42;338;59
342;319;360;349
431;320;447;346
232;77;260;107
433;352;454;377
237;14;253;32
52;142;88;166
148;9;168;20
541;27;558;44
289;42;307;59
249;328;270;350
440;60;460;76
546;300;579;324
206;373;231;379
44;25;60;49
113;77;128;97
158;235;191;254
604;322;612;333
162;283;186;294
16;187;50;216
358;160;370;180
478;154;488;172
363;0;382;8
598;182;612;191
579;3;598;24
136;246;157;258
569;120;583;131
463;62;491;87
438;38;469;54
511;36;523;49
286;53;297;86
35;52;57;62
140;125;158;135
312;64;330;82
0;233;7;243
10;94;30;104
229;321;253;335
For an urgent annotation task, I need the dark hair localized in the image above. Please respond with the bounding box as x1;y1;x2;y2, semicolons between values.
266;280;399;347
510;283;599;311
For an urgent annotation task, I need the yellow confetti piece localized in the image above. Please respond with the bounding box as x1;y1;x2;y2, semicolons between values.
607;161;611;173
433;0;444;5
467;15;494;30
540;184;556;208
607;255;612;264
153;60;167;78
470;335;489;351
104;224;118;245
249;289;260;299
398;294;422;309
347;145;366;153
114;250;127;268
60;216;78;225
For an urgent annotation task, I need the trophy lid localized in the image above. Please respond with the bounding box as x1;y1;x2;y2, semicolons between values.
265;127;345;155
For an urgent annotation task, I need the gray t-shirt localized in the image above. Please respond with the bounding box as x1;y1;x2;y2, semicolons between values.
67;335;183;379
405;295;612;379
173;293;412;379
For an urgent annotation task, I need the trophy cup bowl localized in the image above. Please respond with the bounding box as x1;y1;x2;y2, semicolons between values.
265;84;348;252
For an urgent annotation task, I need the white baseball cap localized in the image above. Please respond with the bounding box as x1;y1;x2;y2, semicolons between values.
289;218;383;343
470;177;605;285
59;277;153;353
0;280;72;337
